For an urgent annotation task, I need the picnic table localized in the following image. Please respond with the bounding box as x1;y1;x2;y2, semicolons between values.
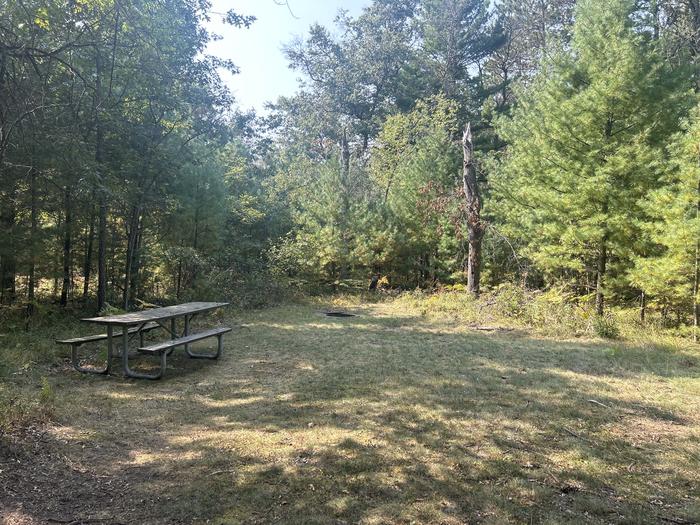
58;302;231;380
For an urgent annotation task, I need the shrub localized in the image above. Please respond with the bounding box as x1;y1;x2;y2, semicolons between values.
392;284;622;338
488;283;528;318
98;303;125;317
39;377;55;404
592;314;620;339
190;266;293;309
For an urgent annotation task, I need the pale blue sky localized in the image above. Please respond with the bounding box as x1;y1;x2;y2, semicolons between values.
206;0;370;113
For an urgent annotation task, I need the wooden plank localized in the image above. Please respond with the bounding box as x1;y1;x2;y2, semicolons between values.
57;322;160;345
138;327;232;354
81;302;229;326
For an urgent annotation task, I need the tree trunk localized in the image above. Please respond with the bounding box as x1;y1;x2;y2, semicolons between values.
27;167;37;320
176;259;182;299
596;118;613;317
108;219;119;297
123;207;141;310
595;236;607;316
462;123;485;296
60;186;73;307
192;185;200;284
95;50;108;313
339;130;351;280
193;184;200;252
693;177;700;342
97;196;107;310
0;203;16;305
52;213;61;297
83;202;95;301
131;221;143;304
123;208;137;310
0;65;16;305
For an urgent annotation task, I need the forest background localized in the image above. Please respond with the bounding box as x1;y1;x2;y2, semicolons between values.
3;0;700;339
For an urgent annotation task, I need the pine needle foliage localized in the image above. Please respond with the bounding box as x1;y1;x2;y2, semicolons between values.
492;0;690;312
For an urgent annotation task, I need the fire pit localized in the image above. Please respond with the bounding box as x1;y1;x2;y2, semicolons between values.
323;311;357;318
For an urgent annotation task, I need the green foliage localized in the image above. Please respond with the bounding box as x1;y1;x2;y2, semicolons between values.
491;0;690;312
631;104;700;312
0;0;263;311
269;156;364;280
396;284;625;338
370;95;462;284
98;303;125;317
419;0;499;103
592;314;621;339
0;370;56;433
5;0;700;339
0;391;50;434
39;377;55;405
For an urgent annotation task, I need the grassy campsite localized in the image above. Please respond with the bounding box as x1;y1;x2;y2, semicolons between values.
2;0;700;523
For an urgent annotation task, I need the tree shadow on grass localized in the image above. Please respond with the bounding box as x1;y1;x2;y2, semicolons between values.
3;308;699;524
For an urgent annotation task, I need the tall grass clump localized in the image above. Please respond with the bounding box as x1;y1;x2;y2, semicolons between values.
393;284;625;338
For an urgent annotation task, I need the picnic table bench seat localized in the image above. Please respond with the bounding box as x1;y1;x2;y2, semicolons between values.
132;326;231;380
57;322;161;346
57;322;161;374
139;326;231;358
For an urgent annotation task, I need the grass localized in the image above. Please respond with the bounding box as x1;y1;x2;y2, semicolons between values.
1;295;699;524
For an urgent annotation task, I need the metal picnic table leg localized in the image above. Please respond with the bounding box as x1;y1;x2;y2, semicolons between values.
185;311;224;360
186;332;223;360
70;336;111;375
121;326;129;376
122;325;167;380
105;326;113;374
168;318;177;355
184;314;190;354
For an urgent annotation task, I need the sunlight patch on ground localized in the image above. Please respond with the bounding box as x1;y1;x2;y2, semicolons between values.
104;391;181;402
129;448;203;465
194;395;267;409
4;299;698;524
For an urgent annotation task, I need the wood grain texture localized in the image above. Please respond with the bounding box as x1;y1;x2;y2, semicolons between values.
81;302;229;325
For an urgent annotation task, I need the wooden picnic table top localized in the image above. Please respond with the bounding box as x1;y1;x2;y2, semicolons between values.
81;302;229;326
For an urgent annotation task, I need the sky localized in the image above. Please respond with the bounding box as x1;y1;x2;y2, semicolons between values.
205;0;370;114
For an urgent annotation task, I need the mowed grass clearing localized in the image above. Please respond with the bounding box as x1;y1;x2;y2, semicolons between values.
1;298;699;524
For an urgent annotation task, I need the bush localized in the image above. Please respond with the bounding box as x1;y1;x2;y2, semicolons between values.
489;283;528;318
189;266;293;309
392;284;620;338
592;314;620;339
98;303;125;317
521;287;592;336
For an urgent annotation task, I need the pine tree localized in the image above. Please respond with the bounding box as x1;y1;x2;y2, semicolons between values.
370;95;462;285
492;0;688;314
631;105;700;337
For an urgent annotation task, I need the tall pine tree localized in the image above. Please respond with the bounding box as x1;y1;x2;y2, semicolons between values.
492;0;687;314
631;105;700;337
